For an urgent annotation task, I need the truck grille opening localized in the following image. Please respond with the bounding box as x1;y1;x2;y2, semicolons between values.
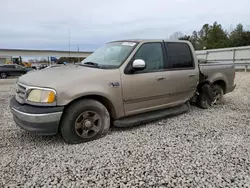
16;83;27;104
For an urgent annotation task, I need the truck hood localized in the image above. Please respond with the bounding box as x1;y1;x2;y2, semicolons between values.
18;65;118;89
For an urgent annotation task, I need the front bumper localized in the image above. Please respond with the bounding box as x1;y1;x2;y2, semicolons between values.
10;97;64;135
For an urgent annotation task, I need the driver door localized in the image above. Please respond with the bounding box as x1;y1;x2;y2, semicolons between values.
121;42;171;116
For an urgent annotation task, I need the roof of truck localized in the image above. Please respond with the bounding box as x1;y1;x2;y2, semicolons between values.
109;39;189;43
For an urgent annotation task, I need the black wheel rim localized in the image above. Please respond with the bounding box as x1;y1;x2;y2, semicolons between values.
75;111;101;138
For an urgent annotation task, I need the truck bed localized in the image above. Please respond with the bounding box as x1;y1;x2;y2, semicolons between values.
199;61;235;94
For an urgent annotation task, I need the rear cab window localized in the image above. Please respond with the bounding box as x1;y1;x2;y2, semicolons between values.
164;42;195;69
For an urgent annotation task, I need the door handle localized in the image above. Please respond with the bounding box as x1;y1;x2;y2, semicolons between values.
156;76;166;81
189;74;195;78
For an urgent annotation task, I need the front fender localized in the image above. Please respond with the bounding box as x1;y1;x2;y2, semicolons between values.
56;84;125;119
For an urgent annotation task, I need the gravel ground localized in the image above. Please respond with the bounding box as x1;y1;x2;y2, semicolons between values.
0;73;250;188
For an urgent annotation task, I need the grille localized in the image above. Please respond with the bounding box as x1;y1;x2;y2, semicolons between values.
15;83;27;104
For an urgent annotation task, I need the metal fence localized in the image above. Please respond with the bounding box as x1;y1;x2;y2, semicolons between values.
195;46;250;72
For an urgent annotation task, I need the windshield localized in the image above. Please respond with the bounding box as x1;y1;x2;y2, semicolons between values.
81;41;137;68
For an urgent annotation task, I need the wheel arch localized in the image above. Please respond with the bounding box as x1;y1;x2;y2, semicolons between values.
197;79;227;94
212;80;226;94
63;94;117;119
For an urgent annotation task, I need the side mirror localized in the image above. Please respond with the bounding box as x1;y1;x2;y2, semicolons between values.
132;59;146;71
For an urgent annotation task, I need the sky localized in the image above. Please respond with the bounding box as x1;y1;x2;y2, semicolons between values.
0;0;250;52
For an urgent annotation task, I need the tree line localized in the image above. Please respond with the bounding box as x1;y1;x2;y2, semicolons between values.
169;22;250;50
28;57;86;64
56;57;86;64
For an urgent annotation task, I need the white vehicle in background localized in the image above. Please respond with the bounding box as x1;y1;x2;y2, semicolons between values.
44;62;68;69
27;63;67;73
44;64;67;69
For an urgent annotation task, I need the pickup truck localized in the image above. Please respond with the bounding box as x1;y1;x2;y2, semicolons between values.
0;64;27;79
9;40;236;144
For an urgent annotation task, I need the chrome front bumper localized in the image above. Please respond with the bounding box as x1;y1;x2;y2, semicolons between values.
11;107;62;124
10;97;64;135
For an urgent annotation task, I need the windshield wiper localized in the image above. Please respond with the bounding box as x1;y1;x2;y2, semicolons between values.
82;61;100;68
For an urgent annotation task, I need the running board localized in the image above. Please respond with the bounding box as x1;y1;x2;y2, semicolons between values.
113;102;190;128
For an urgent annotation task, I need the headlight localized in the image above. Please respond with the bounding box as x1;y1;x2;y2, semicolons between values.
27;89;56;104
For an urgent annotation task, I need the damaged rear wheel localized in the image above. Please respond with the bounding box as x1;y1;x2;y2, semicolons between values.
211;84;224;105
197;84;224;109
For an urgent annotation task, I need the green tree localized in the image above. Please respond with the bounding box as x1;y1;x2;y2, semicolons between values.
198;24;210;49
169;32;184;40
229;24;250;47
178;22;250;50
179;35;191;41
57;57;85;64
242;31;250;46
205;22;230;49
191;31;203;50
179;30;207;50
229;23;244;47
179;34;202;50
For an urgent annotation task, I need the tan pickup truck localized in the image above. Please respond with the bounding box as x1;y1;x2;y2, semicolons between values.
10;40;236;144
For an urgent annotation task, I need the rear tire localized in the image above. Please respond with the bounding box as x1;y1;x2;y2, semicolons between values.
197;84;224;109
197;91;209;109
60;99;110;144
211;84;224;105
0;72;7;79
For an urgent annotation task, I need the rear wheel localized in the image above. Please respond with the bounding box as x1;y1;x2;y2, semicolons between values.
0;72;7;79
197;91;209;109
197;84;224;109
60;99;110;144
211;84;224;105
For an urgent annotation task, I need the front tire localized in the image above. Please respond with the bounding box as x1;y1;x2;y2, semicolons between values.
60;99;110;144
0;72;7;79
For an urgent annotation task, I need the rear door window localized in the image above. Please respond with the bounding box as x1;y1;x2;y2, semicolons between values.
4;65;16;68
15;65;23;69
165;42;194;69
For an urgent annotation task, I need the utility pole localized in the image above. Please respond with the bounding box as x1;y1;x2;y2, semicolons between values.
78;46;80;63
68;28;71;63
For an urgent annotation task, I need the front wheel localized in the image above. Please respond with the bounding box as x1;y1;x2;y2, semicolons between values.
60;99;110;144
197;84;224;109
0;72;7;79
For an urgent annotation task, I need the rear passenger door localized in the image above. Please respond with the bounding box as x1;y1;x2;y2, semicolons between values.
163;42;199;102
